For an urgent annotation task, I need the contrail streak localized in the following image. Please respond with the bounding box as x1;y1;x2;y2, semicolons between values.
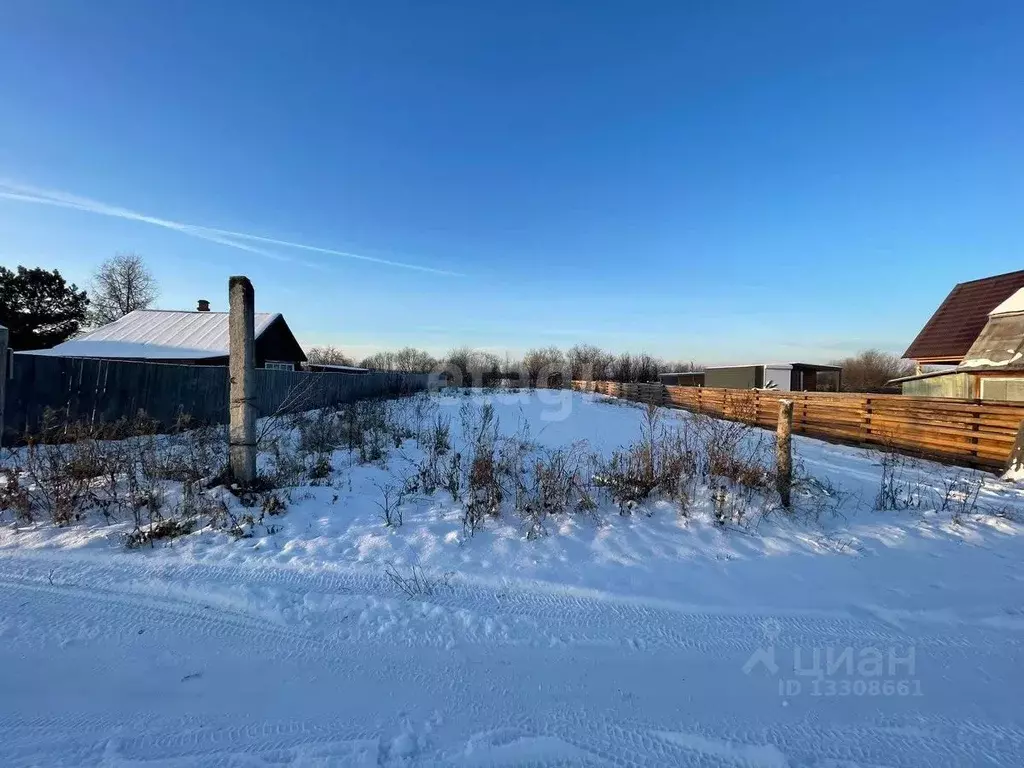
194;226;464;276
0;189;304;265
0;179;461;276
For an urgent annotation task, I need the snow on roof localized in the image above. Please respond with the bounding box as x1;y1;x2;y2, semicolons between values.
24;310;279;360
957;311;1024;371
309;364;370;373
989;287;1024;316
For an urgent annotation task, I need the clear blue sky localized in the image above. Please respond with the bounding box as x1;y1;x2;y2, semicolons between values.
1;1;1022;363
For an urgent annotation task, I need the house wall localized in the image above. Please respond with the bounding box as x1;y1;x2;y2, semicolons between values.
657;372;705;387
979;377;1024;402
901;372;973;398
763;366;792;391
705;366;762;389
254;317;307;370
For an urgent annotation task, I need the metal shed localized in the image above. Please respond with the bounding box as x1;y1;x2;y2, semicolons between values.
658;371;705;387
704;363;841;392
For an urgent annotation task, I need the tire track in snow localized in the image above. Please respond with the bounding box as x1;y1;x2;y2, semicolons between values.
1;551;1019;767
0;553;1011;659
0;577;321;655
4;712;1024;767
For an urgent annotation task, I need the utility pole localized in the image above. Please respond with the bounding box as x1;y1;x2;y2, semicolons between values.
228;277;256;484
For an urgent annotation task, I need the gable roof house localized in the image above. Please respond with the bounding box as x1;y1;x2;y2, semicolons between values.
904;269;1024;367
23;301;307;370
897;271;1024;400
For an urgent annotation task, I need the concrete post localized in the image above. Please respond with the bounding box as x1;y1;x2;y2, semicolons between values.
0;325;7;445
228;276;256;484
776;399;793;508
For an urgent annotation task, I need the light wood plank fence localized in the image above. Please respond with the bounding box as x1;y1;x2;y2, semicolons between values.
571;380;1024;471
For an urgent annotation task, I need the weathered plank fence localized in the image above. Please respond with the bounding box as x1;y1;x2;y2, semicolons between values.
572;380;1024;471
3;354;429;443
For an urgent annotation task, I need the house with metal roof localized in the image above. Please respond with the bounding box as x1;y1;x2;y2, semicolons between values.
897;274;1024;400
904;269;1024;367
22;300;307;370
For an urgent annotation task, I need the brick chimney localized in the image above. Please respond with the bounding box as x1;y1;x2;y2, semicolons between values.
197;299;211;312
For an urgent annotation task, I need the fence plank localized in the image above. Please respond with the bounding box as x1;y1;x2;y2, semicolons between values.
3;355;430;443
573;381;1024;470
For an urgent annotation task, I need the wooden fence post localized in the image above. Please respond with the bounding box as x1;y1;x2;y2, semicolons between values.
228;276;257;484
777;399;793;508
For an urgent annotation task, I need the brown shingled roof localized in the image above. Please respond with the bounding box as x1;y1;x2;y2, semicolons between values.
904;269;1024;362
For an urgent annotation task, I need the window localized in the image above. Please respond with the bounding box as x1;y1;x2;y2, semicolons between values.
264;361;293;372
980;378;1024;402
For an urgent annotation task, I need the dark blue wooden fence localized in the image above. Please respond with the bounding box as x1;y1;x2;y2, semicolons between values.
4;354;429;442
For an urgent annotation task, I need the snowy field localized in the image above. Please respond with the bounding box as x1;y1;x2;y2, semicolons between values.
2;389;1024;766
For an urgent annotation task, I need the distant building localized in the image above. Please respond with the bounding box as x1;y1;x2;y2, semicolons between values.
704;363;841;392
305;363;370;374
658;371;705;387
22;300;306;370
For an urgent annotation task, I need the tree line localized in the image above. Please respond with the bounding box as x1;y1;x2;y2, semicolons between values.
306;343;703;384
310;343;916;392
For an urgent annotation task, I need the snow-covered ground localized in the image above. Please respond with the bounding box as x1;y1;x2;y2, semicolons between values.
2;390;1024;766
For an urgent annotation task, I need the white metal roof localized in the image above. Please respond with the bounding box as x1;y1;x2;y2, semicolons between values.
25;310;279;360
989;287;1024;316
309;363;370;373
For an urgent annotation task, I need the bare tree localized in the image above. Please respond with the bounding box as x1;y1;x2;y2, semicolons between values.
523;346;566;386
392;347;438;373
359;347;436;373
360;351;396;371
306;345;354;366
443;347;502;386
662;360;703;375
633;353;661;383
568;344;612;381
830;349;914;393
89;252;158;326
610;352;634;383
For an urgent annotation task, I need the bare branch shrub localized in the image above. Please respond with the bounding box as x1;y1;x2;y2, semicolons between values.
443;452;462;500
511;444;592;539
460;402;503;534
594;405;698;514
374;481;405;527
416;413;453;495
938;473;982;524
465;450;501;535
875;450;925;510
124;518;194;549
383;562;451;598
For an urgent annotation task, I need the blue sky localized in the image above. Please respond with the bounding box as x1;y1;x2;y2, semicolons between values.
1;1;1022;363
